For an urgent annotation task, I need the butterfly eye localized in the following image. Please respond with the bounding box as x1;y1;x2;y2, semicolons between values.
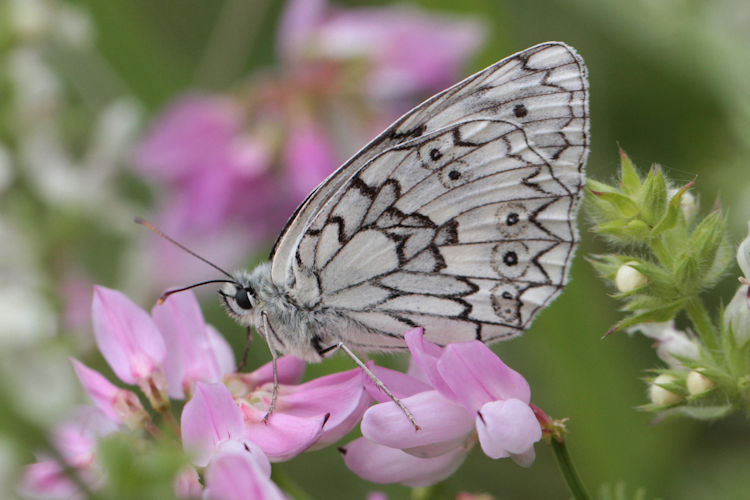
234;287;254;310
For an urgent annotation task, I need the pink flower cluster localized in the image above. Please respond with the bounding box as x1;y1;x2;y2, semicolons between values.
21;286;543;498
132;0;485;289
345;329;542;486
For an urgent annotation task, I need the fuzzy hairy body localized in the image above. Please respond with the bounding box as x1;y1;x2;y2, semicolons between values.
223;263;343;362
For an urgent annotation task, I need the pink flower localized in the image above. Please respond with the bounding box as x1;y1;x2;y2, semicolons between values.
91;286;167;399
20;407;117;498
233;361;372;461
134;95;263;183
180;383;285;499
71;358;148;428
277;0;486;99
91;285;237;408
152;291;235;399
180;382;249;467
173;466;203;499
343;328;542;485
132;95;285;289
282;118;338;200
203;441;286;500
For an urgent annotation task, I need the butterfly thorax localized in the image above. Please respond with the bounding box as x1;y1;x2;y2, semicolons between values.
222;262;339;362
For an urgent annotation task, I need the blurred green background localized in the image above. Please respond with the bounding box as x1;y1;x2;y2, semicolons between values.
2;0;750;498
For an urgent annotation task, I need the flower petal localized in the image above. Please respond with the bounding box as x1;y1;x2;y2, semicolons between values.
438;341;531;411
181;382;243;467
242;404;326;462
404;328;456;399
173;466;203;499
342;437;469;487
476;399;541;462
152;291;235;399
19;460;80;499
203;442;284;500
364;365;433;402
283;119;338;200
738;221;750;279
362;390;474;456
91;286;166;385
245;355;306;387
71;358;144;426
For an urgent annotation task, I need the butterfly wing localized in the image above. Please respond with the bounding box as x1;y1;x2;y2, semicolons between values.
270;42;589;349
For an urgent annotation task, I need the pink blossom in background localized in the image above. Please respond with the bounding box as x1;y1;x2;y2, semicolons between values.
277;0;487;99
282;118;338;200
343;328;542;486
19;407;118;498
131;1;486;291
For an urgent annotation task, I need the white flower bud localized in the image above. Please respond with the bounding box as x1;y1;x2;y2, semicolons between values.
631;321;700;367
738;221;750;280
686;370;715;395
615;262;647;293
680;191;697;220
724;284;750;346
649;374;683;406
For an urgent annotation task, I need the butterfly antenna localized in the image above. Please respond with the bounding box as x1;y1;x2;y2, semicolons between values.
158;279;238;304
134;217;236;280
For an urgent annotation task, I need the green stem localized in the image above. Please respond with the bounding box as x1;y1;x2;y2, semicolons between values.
685;297;719;353
551;438;591;500
650;238;672;268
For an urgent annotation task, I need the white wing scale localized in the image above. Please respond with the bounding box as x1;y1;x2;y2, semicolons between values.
269;42;589;350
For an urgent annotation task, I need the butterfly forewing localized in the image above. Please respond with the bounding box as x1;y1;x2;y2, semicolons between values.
270;42;589;349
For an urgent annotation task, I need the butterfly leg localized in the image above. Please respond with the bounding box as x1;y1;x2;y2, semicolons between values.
236;325;253;372
323;342;420;431
260;311;279;423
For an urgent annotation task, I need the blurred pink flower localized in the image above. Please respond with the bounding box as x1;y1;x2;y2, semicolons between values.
133;95;286;289
20;407;117;499
173;466;203;499
132;2;485;292
278;0;487;99
135;95;265;184
283;118;338;200
343;328;542;485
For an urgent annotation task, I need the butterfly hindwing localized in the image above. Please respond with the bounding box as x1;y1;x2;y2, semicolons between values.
270;42;589;350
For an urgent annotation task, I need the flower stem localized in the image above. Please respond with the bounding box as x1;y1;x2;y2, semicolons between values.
685;297;719;353
551;438;591;500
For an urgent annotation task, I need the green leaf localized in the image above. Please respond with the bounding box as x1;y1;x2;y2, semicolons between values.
677;404;734;420
618;146;642;195
591;191;641;218
689;210;727;273
651;178;695;235
640;166;668;226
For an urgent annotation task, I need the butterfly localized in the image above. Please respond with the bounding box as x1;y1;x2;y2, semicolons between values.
216;41;589;370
